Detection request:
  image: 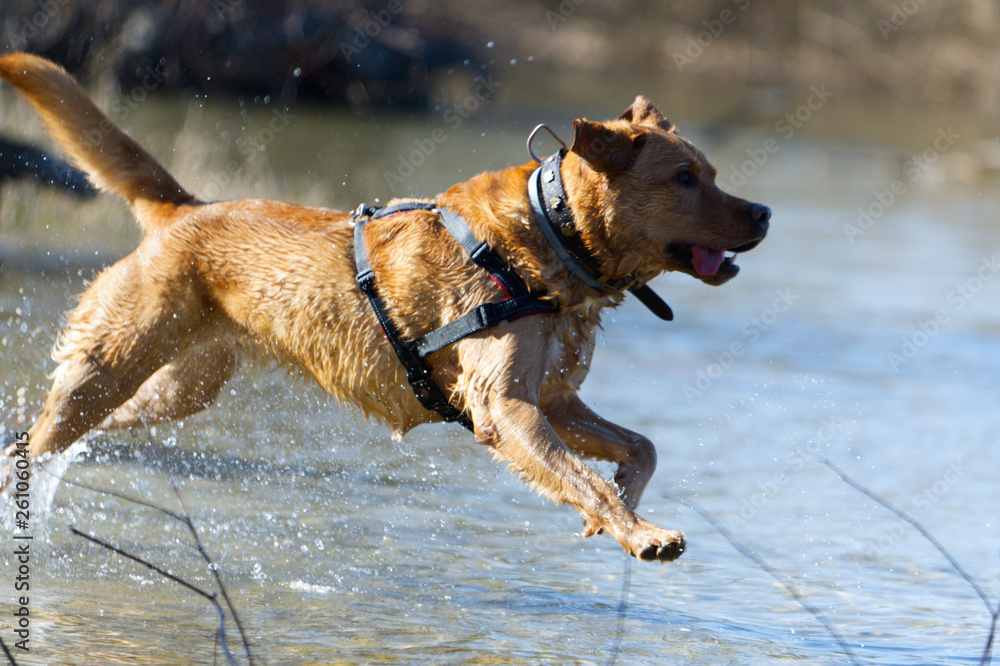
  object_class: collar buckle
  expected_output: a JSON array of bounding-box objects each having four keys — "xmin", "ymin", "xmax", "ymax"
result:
[{"xmin": 598, "ymin": 274, "xmax": 638, "ymax": 291}]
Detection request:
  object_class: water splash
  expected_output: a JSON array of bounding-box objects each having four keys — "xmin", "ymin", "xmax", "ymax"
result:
[{"xmin": 1, "ymin": 440, "xmax": 87, "ymax": 538}]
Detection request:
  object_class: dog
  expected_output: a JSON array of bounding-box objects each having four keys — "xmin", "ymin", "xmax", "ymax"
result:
[{"xmin": 0, "ymin": 53, "xmax": 768, "ymax": 562}]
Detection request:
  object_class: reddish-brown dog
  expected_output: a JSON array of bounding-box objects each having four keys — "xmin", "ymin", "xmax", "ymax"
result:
[{"xmin": 0, "ymin": 53, "xmax": 768, "ymax": 561}]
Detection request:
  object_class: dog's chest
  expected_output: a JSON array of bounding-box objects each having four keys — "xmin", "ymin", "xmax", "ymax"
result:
[{"xmin": 539, "ymin": 309, "xmax": 600, "ymax": 400}]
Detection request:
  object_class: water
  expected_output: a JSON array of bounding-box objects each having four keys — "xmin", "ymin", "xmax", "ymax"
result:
[{"xmin": 2, "ymin": 84, "xmax": 999, "ymax": 664}]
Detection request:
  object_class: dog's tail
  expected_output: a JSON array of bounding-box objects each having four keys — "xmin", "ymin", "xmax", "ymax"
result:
[{"xmin": 0, "ymin": 52, "xmax": 195, "ymax": 228}]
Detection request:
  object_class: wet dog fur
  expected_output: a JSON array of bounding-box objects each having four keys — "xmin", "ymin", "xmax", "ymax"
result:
[{"xmin": 0, "ymin": 53, "xmax": 768, "ymax": 562}]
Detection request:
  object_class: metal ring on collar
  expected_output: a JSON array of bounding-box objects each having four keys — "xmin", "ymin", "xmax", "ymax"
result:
[{"xmin": 527, "ymin": 124, "xmax": 568, "ymax": 163}]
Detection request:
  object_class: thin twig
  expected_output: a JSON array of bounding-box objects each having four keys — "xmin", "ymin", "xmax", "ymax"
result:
[
  {"xmin": 666, "ymin": 494, "xmax": 858, "ymax": 664},
  {"xmin": 605, "ymin": 554, "xmax": 632, "ymax": 666},
  {"xmin": 824, "ymin": 459, "xmax": 999, "ymax": 665},
  {"xmin": 984, "ymin": 612, "xmax": 996, "ymax": 666},
  {"xmin": 0, "ymin": 636, "xmax": 19, "ymax": 666},
  {"xmin": 36, "ymin": 464, "xmax": 185, "ymax": 522},
  {"xmin": 822, "ymin": 458, "xmax": 995, "ymax": 615},
  {"xmin": 979, "ymin": 555, "xmax": 1000, "ymax": 666},
  {"xmin": 213, "ymin": 590, "xmax": 236, "ymax": 666},
  {"xmin": 70, "ymin": 526, "xmax": 238, "ymax": 666},
  {"xmin": 82, "ymin": 352, "xmax": 255, "ymax": 664},
  {"xmin": 137, "ymin": 426, "xmax": 254, "ymax": 665},
  {"xmin": 70, "ymin": 526, "xmax": 215, "ymax": 601}
]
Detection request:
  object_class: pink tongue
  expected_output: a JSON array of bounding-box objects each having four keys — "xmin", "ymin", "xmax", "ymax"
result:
[{"xmin": 691, "ymin": 246, "xmax": 725, "ymax": 276}]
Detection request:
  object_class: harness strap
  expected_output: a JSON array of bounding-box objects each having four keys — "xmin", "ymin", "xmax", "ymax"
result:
[
  {"xmin": 352, "ymin": 202, "xmax": 554, "ymax": 431},
  {"xmin": 415, "ymin": 297, "xmax": 551, "ymax": 357},
  {"xmin": 354, "ymin": 205, "xmax": 473, "ymax": 430}
]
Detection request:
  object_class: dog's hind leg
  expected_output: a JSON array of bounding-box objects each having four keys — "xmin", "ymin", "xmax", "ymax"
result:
[
  {"xmin": 99, "ymin": 342, "xmax": 237, "ymax": 430},
  {"xmin": 17, "ymin": 254, "xmax": 210, "ymax": 463},
  {"xmin": 544, "ymin": 394, "xmax": 657, "ymax": 512}
]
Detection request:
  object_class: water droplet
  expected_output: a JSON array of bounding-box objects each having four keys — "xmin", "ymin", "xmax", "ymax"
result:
[{"xmin": 486, "ymin": 41, "xmax": 494, "ymax": 49}]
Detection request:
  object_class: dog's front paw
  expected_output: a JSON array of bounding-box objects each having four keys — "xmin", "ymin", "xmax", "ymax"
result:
[
  {"xmin": 628, "ymin": 525, "xmax": 685, "ymax": 562},
  {"xmin": 581, "ymin": 516, "xmax": 604, "ymax": 537}
]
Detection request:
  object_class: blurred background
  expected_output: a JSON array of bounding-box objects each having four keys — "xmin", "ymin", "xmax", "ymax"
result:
[
  {"xmin": 3, "ymin": 0, "xmax": 1000, "ymax": 110},
  {"xmin": 2, "ymin": 1, "xmax": 1000, "ymax": 664}
]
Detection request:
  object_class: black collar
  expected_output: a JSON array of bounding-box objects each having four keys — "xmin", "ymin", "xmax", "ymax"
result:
[{"xmin": 527, "ymin": 151, "xmax": 674, "ymax": 321}]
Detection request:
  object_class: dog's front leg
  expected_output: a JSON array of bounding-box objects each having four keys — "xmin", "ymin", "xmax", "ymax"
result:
[
  {"xmin": 459, "ymin": 333, "xmax": 683, "ymax": 562},
  {"xmin": 544, "ymin": 394, "xmax": 657, "ymax": 512},
  {"xmin": 478, "ymin": 393, "xmax": 682, "ymax": 561}
]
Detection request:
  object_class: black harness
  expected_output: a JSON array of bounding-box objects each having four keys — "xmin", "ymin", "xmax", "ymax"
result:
[
  {"xmin": 352, "ymin": 202, "xmax": 555, "ymax": 432},
  {"xmin": 352, "ymin": 147, "xmax": 673, "ymax": 431}
]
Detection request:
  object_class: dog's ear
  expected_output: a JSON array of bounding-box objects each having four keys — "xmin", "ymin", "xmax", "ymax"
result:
[
  {"xmin": 570, "ymin": 119, "xmax": 646, "ymax": 173},
  {"xmin": 619, "ymin": 95, "xmax": 675, "ymax": 133}
]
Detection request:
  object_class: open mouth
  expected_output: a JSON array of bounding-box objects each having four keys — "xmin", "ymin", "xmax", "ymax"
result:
[{"xmin": 665, "ymin": 241, "xmax": 759, "ymax": 283}]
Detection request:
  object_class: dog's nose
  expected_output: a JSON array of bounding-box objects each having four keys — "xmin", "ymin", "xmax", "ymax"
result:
[{"xmin": 749, "ymin": 203, "xmax": 770, "ymax": 232}]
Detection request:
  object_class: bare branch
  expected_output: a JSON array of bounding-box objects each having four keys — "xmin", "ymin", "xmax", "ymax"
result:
[
  {"xmin": 70, "ymin": 526, "xmax": 215, "ymax": 601},
  {"xmin": 79, "ymin": 352, "xmax": 255, "ymax": 663},
  {"xmin": 666, "ymin": 494, "xmax": 858, "ymax": 664},
  {"xmin": 980, "ymin": 556, "xmax": 999, "ymax": 665},
  {"xmin": 605, "ymin": 555, "xmax": 632, "ymax": 666},
  {"xmin": 822, "ymin": 458, "xmax": 995, "ymax": 615},
  {"xmin": 0, "ymin": 636, "xmax": 20, "ymax": 665},
  {"xmin": 824, "ymin": 459, "xmax": 999, "ymax": 665},
  {"xmin": 70, "ymin": 526, "xmax": 239, "ymax": 665},
  {"xmin": 36, "ymin": 464, "xmax": 185, "ymax": 522}
]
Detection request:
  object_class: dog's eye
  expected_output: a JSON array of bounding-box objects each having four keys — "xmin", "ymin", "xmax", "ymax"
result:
[{"xmin": 675, "ymin": 170, "xmax": 696, "ymax": 187}]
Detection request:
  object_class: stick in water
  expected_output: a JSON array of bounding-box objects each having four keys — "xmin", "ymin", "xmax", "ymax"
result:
[{"xmin": 666, "ymin": 494, "xmax": 858, "ymax": 663}]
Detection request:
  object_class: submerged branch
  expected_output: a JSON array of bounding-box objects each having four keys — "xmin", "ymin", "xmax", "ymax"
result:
[
  {"xmin": 70, "ymin": 526, "xmax": 215, "ymax": 601},
  {"xmin": 0, "ymin": 636, "xmax": 20, "ymax": 665},
  {"xmin": 70, "ymin": 527, "xmax": 239, "ymax": 666},
  {"xmin": 605, "ymin": 555, "xmax": 632, "ymax": 666},
  {"xmin": 822, "ymin": 459, "xmax": 995, "ymax": 616},
  {"xmin": 978, "ymin": 556, "xmax": 1000, "ymax": 665},
  {"xmin": 666, "ymin": 494, "xmax": 858, "ymax": 664},
  {"xmin": 78, "ymin": 352, "xmax": 255, "ymax": 664},
  {"xmin": 823, "ymin": 459, "xmax": 998, "ymax": 665}
]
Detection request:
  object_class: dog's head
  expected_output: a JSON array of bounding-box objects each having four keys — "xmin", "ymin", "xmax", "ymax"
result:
[{"xmin": 565, "ymin": 96, "xmax": 769, "ymax": 287}]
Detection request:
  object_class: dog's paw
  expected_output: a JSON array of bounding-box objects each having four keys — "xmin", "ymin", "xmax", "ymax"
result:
[
  {"xmin": 628, "ymin": 526, "xmax": 685, "ymax": 563},
  {"xmin": 581, "ymin": 516, "xmax": 604, "ymax": 537}
]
